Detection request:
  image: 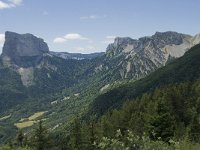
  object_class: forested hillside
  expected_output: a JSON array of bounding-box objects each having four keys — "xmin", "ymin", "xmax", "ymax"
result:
[
  {"xmin": 89, "ymin": 44, "xmax": 200, "ymax": 117},
  {"xmin": 1, "ymin": 45, "xmax": 200, "ymax": 150}
]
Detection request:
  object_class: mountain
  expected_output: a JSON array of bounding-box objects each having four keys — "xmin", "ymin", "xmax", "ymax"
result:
[
  {"xmin": 0, "ymin": 31, "xmax": 200, "ymax": 144},
  {"xmin": 1, "ymin": 31, "xmax": 199, "ymax": 89},
  {"xmin": 0, "ymin": 32, "xmax": 95, "ymax": 113},
  {"xmin": 89, "ymin": 44, "xmax": 200, "ymax": 116},
  {"xmin": 52, "ymin": 43, "xmax": 200, "ymax": 150},
  {"xmin": 50, "ymin": 51, "xmax": 105, "ymax": 60},
  {"xmin": 104, "ymin": 31, "xmax": 200, "ymax": 79},
  {"xmin": 1, "ymin": 31, "xmax": 49, "ymax": 68}
]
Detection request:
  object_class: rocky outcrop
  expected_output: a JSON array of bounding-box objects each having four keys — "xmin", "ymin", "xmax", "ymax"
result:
[
  {"xmin": 105, "ymin": 31, "xmax": 200, "ymax": 79},
  {"xmin": 1, "ymin": 31, "xmax": 49, "ymax": 67}
]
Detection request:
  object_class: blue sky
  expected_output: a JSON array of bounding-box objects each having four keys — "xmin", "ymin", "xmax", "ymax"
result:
[{"xmin": 0, "ymin": 0, "xmax": 200, "ymax": 54}]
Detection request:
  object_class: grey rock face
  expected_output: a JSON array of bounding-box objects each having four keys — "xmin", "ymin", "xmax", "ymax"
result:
[
  {"xmin": 1, "ymin": 31, "xmax": 49, "ymax": 67},
  {"xmin": 105, "ymin": 31, "xmax": 200, "ymax": 79}
]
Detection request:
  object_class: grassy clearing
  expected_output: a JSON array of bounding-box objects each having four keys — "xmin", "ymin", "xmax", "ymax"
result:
[
  {"xmin": 28, "ymin": 111, "xmax": 47, "ymax": 120},
  {"xmin": 15, "ymin": 111, "xmax": 47, "ymax": 129},
  {"xmin": 14, "ymin": 121, "xmax": 35, "ymax": 129}
]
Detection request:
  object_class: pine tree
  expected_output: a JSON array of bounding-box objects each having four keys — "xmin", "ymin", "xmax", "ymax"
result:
[
  {"xmin": 149, "ymin": 100, "xmax": 176, "ymax": 142},
  {"xmin": 16, "ymin": 130, "xmax": 24, "ymax": 147},
  {"xmin": 87, "ymin": 118, "xmax": 98, "ymax": 150},
  {"xmin": 190, "ymin": 116, "xmax": 200, "ymax": 142},
  {"xmin": 32, "ymin": 120, "xmax": 49, "ymax": 150},
  {"xmin": 69, "ymin": 118, "xmax": 82, "ymax": 150}
]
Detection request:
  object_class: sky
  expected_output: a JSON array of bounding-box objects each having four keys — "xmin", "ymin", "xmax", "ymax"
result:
[{"xmin": 0, "ymin": 0, "xmax": 200, "ymax": 54}]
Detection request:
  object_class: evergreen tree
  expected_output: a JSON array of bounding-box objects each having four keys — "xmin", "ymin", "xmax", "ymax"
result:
[
  {"xmin": 32, "ymin": 120, "xmax": 49, "ymax": 150},
  {"xmin": 16, "ymin": 130, "xmax": 24, "ymax": 147},
  {"xmin": 87, "ymin": 118, "xmax": 99, "ymax": 150},
  {"xmin": 149, "ymin": 100, "xmax": 176, "ymax": 142},
  {"xmin": 190, "ymin": 115, "xmax": 200, "ymax": 142},
  {"xmin": 69, "ymin": 118, "xmax": 82, "ymax": 150}
]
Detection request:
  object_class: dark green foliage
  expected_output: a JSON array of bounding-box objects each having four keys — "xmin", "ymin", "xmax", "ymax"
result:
[
  {"xmin": 0, "ymin": 67, "xmax": 27, "ymax": 113},
  {"xmin": 189, "ymin": 116, "xmax": 200, "ymax": 143},
  {"xmin": 69, "ymin": 118, "xmax": 83, "ymax": 150},
  {"xmin": 89, "ymin": 44, "xmax": 200, "ymax": 117},
  {"xmin": 27, "ymin": 55, "xmax": 94, "ymax": 97},
  {"xmin": 31, "ymin": 120, "xmax": 50, "ymax": 150},
  {"xmin": 149, "ymin": 101, "xmax": 176, "ymax": 142},
  {"xmin": 64, "ymin": 80, "xmax": 200, "ymax": 149},
  {"xmin": 16, "ymin": 130, "xmax": 24, "ymax": 147},
  {"xmin": 94, "ymin": 130, "xmax": 179, "ymax": 150}
]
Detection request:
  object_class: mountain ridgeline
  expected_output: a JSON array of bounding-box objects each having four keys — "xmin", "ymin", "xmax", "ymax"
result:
[
  {"xmin": 0, "ymin": 31, "xmax": 200, "ymax": 147},
  {"xmin": 105, "ymin": 31, "xmax": 200, "ymax": 79},
  {"xmin": 50, "ymin": 51, "xmax": 105, "ymax": 60},
  {"xmin": 89, "ymin": 44, "xmax": 200, "ymax": 116},
  {"xmin": 1, "ymin": 31, "xmax": 200, "ymax": 88}
]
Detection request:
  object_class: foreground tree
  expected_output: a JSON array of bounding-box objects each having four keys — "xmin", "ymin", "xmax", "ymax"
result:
[
  {"xmin": 69, "ymin": 118, "xmax": 83, "ymax": 150},
  {"xmin": 149, "ymin": 100, "xmax": 176, "ymax": 142},
  {"xmin": 31, "ymin": 120, "xmax": 50, "ymax": 150},
  {"xmin": 16, "ymin": 130, "xmax": 24, "ymax": 147}
]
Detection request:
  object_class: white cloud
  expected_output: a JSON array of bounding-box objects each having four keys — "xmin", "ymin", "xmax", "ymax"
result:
[
  {"xmin": 102, "ymin": 35, "xmax": 116, "ymax": 44},
  {"xmin": 64, "ymin": 33, "xmax": 88, "ymax": 40},
  {"xmin": 10, "ymin": 0, "xmax": 22, "ymax": 5},
  {"xmin": 0, "ymin": 0, "xmax": 23, "ymax": 9},
  {"xmin": 0, "ymin": 34, "xmax": 5, "ymax": 47},
  {"xmin": 0, "ymin": 1, "xmax": 10, "ymax": 9},
  {"xmin": 53, "ymin": 33, "xmax": 89, "ymax": 43},
  {"xmin": 53, "ymin": 37, "xmax": 66, "ymax": 43}
]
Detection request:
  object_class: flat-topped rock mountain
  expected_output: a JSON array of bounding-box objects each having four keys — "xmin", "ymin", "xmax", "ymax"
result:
[{"xmin": 1, "ymin": 31, "xmax": 49, "ymax": 67}]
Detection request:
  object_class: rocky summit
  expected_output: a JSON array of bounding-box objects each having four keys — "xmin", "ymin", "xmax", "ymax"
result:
[
  {"xmin": 105, "ymin": 31, "xmax": 200, "ymax": 79},
  {"xmin": 1, "ymin": 31, "xmax": 49, "ymax": 68}
]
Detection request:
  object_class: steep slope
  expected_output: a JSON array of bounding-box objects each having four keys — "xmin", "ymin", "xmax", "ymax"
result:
[
  {"xmin": 2, "ymin": 31, "xmax": 49, "ymax": 68},
  {"xmin": 0, "ymin": 32, "xmax": 95, "ymax": 113},
  {"xmin": 89, "ymin": 44, "xmax": 200, "ymax": 116},
  {"xmin": 103, "ymin": 31, "xmax": 199, "ymax": 80},
  {"xmin": 0, "ymin": 65, "xmax": 27, "ymax": 112}
]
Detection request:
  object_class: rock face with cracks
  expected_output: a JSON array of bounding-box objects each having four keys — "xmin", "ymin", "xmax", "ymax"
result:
[
  {"xmin": 1, "ymin": 31, "xmax": 49, "ymax": 68},
  {"xmin": 105, "ymin": 31, "xmax": 200, "ymax": 79}
]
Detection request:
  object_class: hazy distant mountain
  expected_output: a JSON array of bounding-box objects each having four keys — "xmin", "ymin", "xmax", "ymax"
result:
[{"xmin": 50, "ymin": 51, "xmax": 104, "ymax": 60}]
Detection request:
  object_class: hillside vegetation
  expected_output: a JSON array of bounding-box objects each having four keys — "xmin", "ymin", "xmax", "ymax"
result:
[{"xmin": 89, "ymin": 44, "xmax": 200, "ymax": 116}]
